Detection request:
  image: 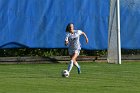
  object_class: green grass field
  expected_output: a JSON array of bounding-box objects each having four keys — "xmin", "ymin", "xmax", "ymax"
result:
[{"xmin": 0, "ymin": 62, "xmax": 140, "ymax": 93}]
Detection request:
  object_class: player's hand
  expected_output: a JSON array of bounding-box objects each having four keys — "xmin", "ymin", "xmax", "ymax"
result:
[
  {"xmin": 86, "ymin": 38, "xmax": 88, "ymax": 43},
  {"xmin": 82, "ymin": 32, "xmax": 88, "ymax": 44},
  {"xmin": 65, "ymin": 41, "xmax": 69, "ymax": 46}
]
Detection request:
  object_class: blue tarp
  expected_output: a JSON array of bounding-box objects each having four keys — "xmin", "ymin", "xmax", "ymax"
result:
[
  {"xmin": 120, "ymin": 0, "xmax": 140, "ymax": 49},
  {"xmin": 0, "ymin": 0, "xmax": 140, "ymax": 49}
]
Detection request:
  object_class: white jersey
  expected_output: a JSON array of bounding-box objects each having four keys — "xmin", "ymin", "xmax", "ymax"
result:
[{"xmin": 65, "ymin": 30, "xmax": 83, "ymax": 50}]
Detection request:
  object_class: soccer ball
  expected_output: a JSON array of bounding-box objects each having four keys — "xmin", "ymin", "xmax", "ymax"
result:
[{"xmin": 61, "ymin": 70, "xmax": 69, "ymax": 77}]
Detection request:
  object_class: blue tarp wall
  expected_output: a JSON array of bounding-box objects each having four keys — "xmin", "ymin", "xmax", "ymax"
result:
[
  {"xmin": 0, "ymin": 0, "xmax": 140, "ymax": 49},
  {"xmin": 120, "ymin": 0, "xmax": 140, "ymax": 49}
]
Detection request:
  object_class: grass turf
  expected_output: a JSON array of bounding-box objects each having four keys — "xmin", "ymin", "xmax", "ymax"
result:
[{"xmin": 0, "ymin": 62, "xmax": 140, "ymax": 93}]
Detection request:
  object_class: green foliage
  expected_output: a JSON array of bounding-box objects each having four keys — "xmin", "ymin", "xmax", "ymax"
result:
[
  {"xmin": 0, "ymin": 48, "xmax": 106, "ymax": 57},
  {"xmin": 80, "ymin": 50, "xmax": 107, "ymax": 56},
  {"xmin": 0, "ymin": 48, "xmax": 69, "ymax": 57},
  {"xmin": 122, "ymin": 49, "xmax": 140, "ymax": 55},
  {"xmin": 0, "ymin": 48, "xmax": 139, "ymax": 57}
]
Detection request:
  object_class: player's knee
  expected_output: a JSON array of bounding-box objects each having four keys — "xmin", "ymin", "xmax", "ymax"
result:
[{"xmin": 71, "ymin": 58, "xmax": 76, "ymax": 62}]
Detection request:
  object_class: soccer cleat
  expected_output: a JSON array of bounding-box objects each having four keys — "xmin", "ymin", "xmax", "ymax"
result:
[{"xmin": 77, "ymin": 67, "xmax": 81, "ymax": 74}]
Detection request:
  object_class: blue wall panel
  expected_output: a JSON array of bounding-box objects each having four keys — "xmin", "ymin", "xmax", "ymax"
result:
[{"xmin": 0, "ymin": 0, "xmax": 139, "ymax": 49}]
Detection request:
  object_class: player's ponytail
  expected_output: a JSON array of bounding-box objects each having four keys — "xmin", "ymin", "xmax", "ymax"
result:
[{"xmin": 66, "ymin": 25, "xmax": 69, "ymax": 32}]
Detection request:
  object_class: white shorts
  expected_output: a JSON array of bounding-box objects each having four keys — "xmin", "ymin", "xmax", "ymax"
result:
[{"xmin": 68, "ymin": 49, "xmax": 80, "ymax": 56}]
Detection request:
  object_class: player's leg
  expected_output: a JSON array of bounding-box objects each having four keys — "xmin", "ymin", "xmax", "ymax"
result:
[
  {"xmin": 67, "ymin": 50, "xmax": 74, "ymax": 73},
  {"xmin": 67, "ymin": 59, "xmax": 73, "ymax": 73},
  {"xmin": 74, "ymin": 61, "xmax": 81, "ymax": 74},
  {"xmin": 74, "ymin": 50, "xmax": 81, "ymax": 74},
  {"xmin": 68, "ymin": 53, "xmax": 78, "ymax": 73},
  {"xmin": 71, "ymin": 52, "xmax": 81, "ymax": 74}
]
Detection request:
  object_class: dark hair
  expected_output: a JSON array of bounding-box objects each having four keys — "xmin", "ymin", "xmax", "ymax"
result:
[{"xmin": 66, "ymin": 23, "xmax": 74, "ymax": 32}]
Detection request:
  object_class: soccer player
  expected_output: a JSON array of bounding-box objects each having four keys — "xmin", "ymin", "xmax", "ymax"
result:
[{"xmin": 65, "ymin": 23, "xmax": 88, "ymax": 74}]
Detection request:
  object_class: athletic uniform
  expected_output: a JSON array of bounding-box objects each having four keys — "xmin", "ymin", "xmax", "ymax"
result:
[{"xmin": 65, "ymin": 30, "xmax": 83, "ymax": 55}]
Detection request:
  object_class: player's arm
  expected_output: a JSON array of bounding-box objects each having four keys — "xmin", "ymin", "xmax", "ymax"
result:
[
  {"xmin": 65, "ymin": 40, "xmax": 69, "ymax": 46},
  {"xmin": 82, "ymin": 32, "xmax": 88, "ymax": 43},
  {"xmin": 65, "ymin": 33, "xmax": 69, "ymax": 46}
]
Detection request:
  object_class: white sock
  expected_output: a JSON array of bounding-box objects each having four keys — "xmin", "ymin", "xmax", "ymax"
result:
[
  {"xmin": 74, "ymin": 62, "xmax": 80, "ymax": 68},
  {"xmin": 68, "ymin": 60, "xmax": 73, "ymax": 72}
]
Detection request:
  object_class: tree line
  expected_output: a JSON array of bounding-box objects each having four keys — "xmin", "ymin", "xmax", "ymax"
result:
[{"xmin": 0, "ymin": 48, "xmax": 139, "ymax": 57}]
